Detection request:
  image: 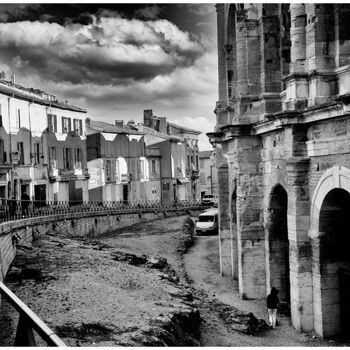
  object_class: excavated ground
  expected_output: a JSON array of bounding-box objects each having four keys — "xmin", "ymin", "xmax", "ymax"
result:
[{"xmin": 0, "ymin": 215, "xmax": 347, "ymax": 346}]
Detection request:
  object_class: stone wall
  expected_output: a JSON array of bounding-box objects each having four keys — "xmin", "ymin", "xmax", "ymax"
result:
[{"xmin": 0, "ymin": 208, "xmax": 202, "ymax": 282}]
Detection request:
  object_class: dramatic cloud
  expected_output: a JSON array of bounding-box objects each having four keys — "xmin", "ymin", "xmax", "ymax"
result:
[
  {"xmin": 0, "ymin": 5, "xmax": 218, "ymax": 150},
  {"xmin": 135, "ymin": 5, "xmax": 162, "ymax": 20},
  {"xmin": 0, "ymin": 14, "xmax": 204, "ymax": 85}
]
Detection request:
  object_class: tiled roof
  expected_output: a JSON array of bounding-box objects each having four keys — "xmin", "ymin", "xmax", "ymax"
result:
[
  {"xmin": 0, "ymin": 80, "xmax": 86, "ymax": 113},
  {"xmin": 167, "ymin": 121, "xmax": 201, "ymax": 135},
  {"xmin": 88, "ymin": 119, "xmax": 145, "ymax": 135}
]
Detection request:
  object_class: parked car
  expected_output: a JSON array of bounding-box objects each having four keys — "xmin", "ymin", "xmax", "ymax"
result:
[
  {"xmin": 201, "ymin": 194, "xmax": 218, "ymax": 206},
  {"xmin": 195, "ymin": 208, "xmax": 219, "ymax": 235}
]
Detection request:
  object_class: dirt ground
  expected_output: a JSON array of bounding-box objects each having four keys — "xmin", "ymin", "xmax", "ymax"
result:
[
  {"xmin": 184, "ymin": 234, "xmax": 349, "ymax": 347},
  {"xmin": 0, "ymin": 215, "xmax": 348, "ymax": 346}
]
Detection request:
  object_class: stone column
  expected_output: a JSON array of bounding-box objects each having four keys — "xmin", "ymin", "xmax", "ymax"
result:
[
  {"xmin": 235, "ymin": 134, "xmax": 265, "ymax": 299},
  {"xmin": 215, "ymin": 143, "xmax": 232, "ymax": 277},
  {"xmin": 260, "ymin": 4, "xmax": 283, "ymax": 114},
  {"xmin": 286, "ymin": 157, "xmax": 313, "ymax": 332},
  {"xmin": 305, "ymin": 4, "xmax": 336, "ymax": 106},
  {"xmin": 216, "ymin": 4, "xmax": 228, "ymax": 104},
  {"xmin": 283, "ymin": 4, "xmax": 309, "ymax": 111},
  {"xmin": 334, "ymin": 5, "xmax": 350, "ymax": 68}
]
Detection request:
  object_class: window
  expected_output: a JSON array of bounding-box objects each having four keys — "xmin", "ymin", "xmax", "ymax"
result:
[
  {"xmin": 105, "ymin": 160, "xmax": 112, "ymax": 182},
  {"xmin": 139, "ymin": 157, "xmax": 149, "ymax": 181},
  {"xmin": 17, "ymin": 142, "xmax": 24, "ymax": 164},
  {"xmin": 0, "ymin": 139, "xmax": 4, "ymax": 163},
  {"xmin": 151, "ymin": 160, "xmax": 156, "ymax": 173},
  {"xmin": 50, "ymin": 147, "xmax": 57, "ymax": 161},
  {"xmin": 73, "ymin": 119, "xmax": 83, "ymax": 136},
  {"xmin": 63, "ymin": 147, "xmax": 72, "ymax": 170},
  {"xmin": 62, "ymin": 117, "xmax": 71, "ymax": 134},
  {"xmin": 34, "ymin": 142, "xmax": 40, "ymax": 164},
  {"xmin": 47, "ymin": 114, "xmax": 57, "ymax": 132},
  {"xmin": 74, "ymin": 148, "xmax": 82, "ymax": 163},
  {"xmin": 0, "ymin": 104, "xmax": 3, "ymax": 128},
  {"xmin": 16, "ymin": 109, "xmax": 21, "ymax": 129},
  {"xmin": 200, "ymin": 159, "xmax": 205, "ymax": 169},
  {"xmin": 116, "ymin": 157, "xmax": 128, "ymax": 182}
]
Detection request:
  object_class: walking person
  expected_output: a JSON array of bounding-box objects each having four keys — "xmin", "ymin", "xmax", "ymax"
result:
[{"xmin": 267, "ymin": 287, "xmax": 279, "ymax": 329}]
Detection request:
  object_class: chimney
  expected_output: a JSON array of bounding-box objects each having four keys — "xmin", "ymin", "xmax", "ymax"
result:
[
  {"xmin": 115, "ymin": 120, "xmax": 124, "ymax": 127},
  {"xmin": 158, "ymin": 117, "xmax": 167, "ymax": 134},
  {"xmin": 11, "ymin": 73, "xmax": 15, "ymax": 84},
  {"xmin": 143, "ymin": 109, "xmax": 153, "ymax": 127}
]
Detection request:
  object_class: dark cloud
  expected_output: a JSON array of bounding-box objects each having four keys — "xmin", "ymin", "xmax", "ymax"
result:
[
  {"xmin": 0, "ymin": 15, "xmax": 204, "ymax": 85},
  {"xmin": 135, "ymin": 5, "xmax": 163, "ymax": 20}
]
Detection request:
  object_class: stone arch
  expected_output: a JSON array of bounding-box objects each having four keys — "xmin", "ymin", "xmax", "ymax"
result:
[
  {"xmin": 310, "ymin": 166, "xmax": 350, "ymax": 337},
  {"xmin": 230, "ymin": 178, "xmax": 238, "ymax": 279},
  {"xmin": 265, "ymin": 183, "xmax": 290, "ymax": 303}
]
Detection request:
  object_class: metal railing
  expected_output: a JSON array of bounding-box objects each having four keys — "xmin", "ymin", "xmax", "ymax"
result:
[
  {"xmin": 0, "ymin": 198, "xmax": 204, "ymax": 223},
  {"xmin": 0, "ymin": 281, "xmax": 66, "ymax": 346}
]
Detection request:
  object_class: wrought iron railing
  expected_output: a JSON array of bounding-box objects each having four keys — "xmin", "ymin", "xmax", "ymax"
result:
[
  {"xmin": 0, "ymin": 280, "xmax": 66, "ymax": 346},
  {"xmin": 0, "ymin": 198, "xmax": 204, "ymax": 223}
]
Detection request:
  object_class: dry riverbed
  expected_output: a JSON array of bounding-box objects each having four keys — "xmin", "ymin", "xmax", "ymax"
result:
[{"xmin": 0, "ymin": 215, "xmax": 348, "ymax": 346}]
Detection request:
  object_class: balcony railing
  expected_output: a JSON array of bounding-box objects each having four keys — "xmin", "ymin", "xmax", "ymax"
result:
[
  {"xmin": 0, "ymin": 280, "xmax": 66, "ymax": 346},
  {"xmin": 0, "ymin": 198, "xmax": 204, "ymax": 223}
]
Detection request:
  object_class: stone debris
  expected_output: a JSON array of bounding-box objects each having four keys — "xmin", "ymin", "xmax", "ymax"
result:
[{"xmin": 216, "ymin": 302, "xmax": 268, "ymax": 335}]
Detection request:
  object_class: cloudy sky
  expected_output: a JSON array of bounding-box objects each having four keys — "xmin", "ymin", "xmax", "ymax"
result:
[{"xmin": 0, "ymin": 3, "xmax": 217, "ymax": 150}]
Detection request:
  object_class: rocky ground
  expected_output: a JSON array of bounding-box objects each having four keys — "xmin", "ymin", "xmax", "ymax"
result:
[{"xmin": 0, "ymin": 214, "xmax": 348, "ymax": 346}]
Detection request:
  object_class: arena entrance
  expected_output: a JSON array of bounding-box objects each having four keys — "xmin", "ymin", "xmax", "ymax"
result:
[
  {"xmin": 266, "ymin": 185, "xmax": 290, "ymax": 304},
  {"xmin": 318, "ymin": 188, "xmax": 350, "ymax": 337}
]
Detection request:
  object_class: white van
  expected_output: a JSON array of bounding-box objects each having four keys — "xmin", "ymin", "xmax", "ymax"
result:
[{"xmin": 195, "ymin": 208, "xmax": 219, "ymax": 235}]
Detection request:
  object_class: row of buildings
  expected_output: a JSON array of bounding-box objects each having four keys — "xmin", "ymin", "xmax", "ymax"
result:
[{"xmin": 0, "ymin": 78, "xmax": 202, "ymax": 204}]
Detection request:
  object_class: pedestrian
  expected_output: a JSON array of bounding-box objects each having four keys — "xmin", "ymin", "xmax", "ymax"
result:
[{"xmin": 266, "ymin": 287, "xmax": 279, "ymax": 329}]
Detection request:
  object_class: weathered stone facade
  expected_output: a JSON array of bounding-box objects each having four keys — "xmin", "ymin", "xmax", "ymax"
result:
[{"xmin": 208, "ymin": 3, "xmax": 350, "ymax": 338}]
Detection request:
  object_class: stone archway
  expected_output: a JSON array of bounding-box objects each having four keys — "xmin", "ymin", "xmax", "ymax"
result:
[
  {"xmin": 230, "ymin": 179, "xmax": 238, "ymax": 280},
  {"xmin": 265, "ymin": 184, "xmax": 290, "ymax": 303},
  {"xmin": 310, "ymin": 166, "xmax": 350, "ymax": 338}
]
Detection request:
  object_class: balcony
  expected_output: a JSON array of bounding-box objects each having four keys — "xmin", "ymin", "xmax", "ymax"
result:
[{"xmin": 191, "ymin": 170, "xmax": 199, "ymax": 180}]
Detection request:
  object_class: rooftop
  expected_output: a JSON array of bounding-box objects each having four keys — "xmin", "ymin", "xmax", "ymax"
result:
[
  {"xmin": 0, "ymin": 79, "xmax": 86, "ymax": 113},
  {"xmin": 87, "ymin": 119, "xmax": 145, "ymax": 135},
  {"xmin": 167, "ymin": 121, "xmax": 201, "ymax": 135},
  {"xmin": 199, "ymin": 150, "xmax": 213, "ymax": 158}
]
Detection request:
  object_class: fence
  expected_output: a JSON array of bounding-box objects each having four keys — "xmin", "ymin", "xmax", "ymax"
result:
[
  {"xmin": 0, "ymin": 198, "xmax": 204, "ymax": 223},
  {"xmin": 0, "ymin": 280, "xmax": 65, "ymax": 346}
]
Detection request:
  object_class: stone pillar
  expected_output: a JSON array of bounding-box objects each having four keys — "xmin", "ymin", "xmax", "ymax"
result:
[
  {"xmin": 235, "ymin": 134, "xmax": 265, "ymax": 299},
  {"xmin": 286, "ymin": 157, "xmax": 313, "ymax": 332},
  {"xmin": 217, "ymin": 163, "xmax": 232, "ymax": 277},
  {"xmin": 283, "ymin": 4, "xmax": 309, "ymax": 111},
  {"xmin": 216, "ymin": 4, "xmax": 227, "ymax": 104},
  {"xmin": 305, "ymin": 4, "xmax": 336, "ymax": 106},
  {"xmin": 260, "ymin": 4, "xmax": 283, "ymax": 114},
  {"xmin": 236, "ymin": 15, "xmax": 248, "ymax": 96},
  {"xmin": 334, "ymin": 5, "xmax": 350, "ymax": 68}
]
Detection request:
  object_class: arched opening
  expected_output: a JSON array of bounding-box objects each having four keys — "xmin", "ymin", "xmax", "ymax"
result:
[
  {"xmin": 267, "ymin": 185, "xmax": 290, "ymax": 303},
  {"xmin": 231, "ymin": 185, "xmax": 238, "ymax": 280},
  {"xmin": 319, "ymin": 188, "xmax": 350, "ymax": 337}
]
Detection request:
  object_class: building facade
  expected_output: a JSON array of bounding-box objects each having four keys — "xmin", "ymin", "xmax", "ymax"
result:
[
  {"xmin": 86, "ymin": 119, "xmax": 161, "ymax": 202},
  {"xmin": 199, "ymin": 150, "xmax": 218, "ymax": 198},
  {"xmin": 139, "ymin": 109, "xmax": 201, "ymax": 202},
  {"xmin": 209, "ymin": 3, "xmax": 350, "ymax": 338},
  {"xmin": 0, "ymin": 78, "xmax": 89, "ymax": 202}
]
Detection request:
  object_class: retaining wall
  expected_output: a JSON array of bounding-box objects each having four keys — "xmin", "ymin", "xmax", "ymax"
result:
[{"xmin": 0, "ymin": 207, "xmax": 203, "ymax": 282}]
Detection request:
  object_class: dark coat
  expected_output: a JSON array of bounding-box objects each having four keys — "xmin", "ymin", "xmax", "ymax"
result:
[{"xmin": 266, "ymin": 288, "xmax": 279, "ymax": 309}]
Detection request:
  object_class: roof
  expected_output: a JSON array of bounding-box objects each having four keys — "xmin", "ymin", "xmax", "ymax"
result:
[
  {"xmin": 167, "ymin": 121, "xmax": 201, "ymax": 135},
  {"xmin": 137, "ymin": 124, "xmax": 183, "ymax": 141},
  {"xmin": 87, "ymin": 119, "xmax": 144, "ymax": 135},
  {"xmin": 199, "ymin": 150, "xmax": 213, "ymax": 158},
  {"xmin": 0, "ymin": 80, "xmax": 86, "ymax": 113}
]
